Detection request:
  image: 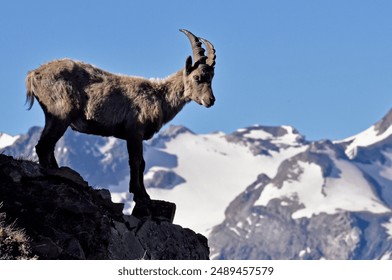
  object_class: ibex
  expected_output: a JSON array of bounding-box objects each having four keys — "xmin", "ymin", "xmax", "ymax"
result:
[{"xmin": 25, "ymin": 29, "xmax": 216, "ymax": 204}]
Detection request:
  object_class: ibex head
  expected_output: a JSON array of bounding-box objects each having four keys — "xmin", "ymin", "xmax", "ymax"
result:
[{"xmin": 180, "ymin": 29, "xmax": 216, "ymax": 108}]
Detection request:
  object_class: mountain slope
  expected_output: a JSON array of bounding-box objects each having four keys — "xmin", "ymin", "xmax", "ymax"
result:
[
  {"xmin": 208, "ymin": 141, "xmax": 392, "ymax": 259},
  {"xmin": 207, "ymin": 110, "xmax": 392, "ymax": 259},
  {"xmin": 337, "ymin": 109, "xmax": 392, "ymax": 159},
  {"xmin": 114, "ymin": 125, "xmax": 308, "ymax": 234},
  {"xmin": 3, "ymin": 109, "xmax": 392, "ymax": 259}
]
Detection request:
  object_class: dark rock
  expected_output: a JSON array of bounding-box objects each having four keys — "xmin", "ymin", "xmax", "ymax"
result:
[
  {"xmin": 31, "ymin": 237, "xmax": 62, "ymax": 259},
  {"xmin": 136, "ymin": 220, "xmax": 210, "ymax": 260},
  {"xmin": 43, "ymin": 166, "xmax": 89, "ymax": 187},
  {"xmin": 0, "ymin": 154, "xmax": 209, "ymax": 260},
  {"xmin": 132, "ymin": 200, "xmax": 176, "ymax": 223},
  {"xmin": 144, "ymin": 169, "xmax": 186, "ymax": 189}
]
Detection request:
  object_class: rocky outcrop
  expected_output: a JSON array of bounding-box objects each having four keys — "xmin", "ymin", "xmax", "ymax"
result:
[{"xmin": 0, "ymin": 154, "xmax": 209, "ymax": 260}]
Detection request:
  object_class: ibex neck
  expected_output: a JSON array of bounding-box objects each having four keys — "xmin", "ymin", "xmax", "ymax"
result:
[{"xmin": 159, "ymin": 70, "xmax": 189, "ymax": 124}]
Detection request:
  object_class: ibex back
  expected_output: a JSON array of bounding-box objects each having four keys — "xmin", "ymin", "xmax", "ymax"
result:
[{"xmin": 26, "ymin": 29, "xmax": 216, "ymax": 204}]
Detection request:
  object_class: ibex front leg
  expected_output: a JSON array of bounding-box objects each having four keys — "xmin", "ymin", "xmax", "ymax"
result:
[
  {"xmin": 128, "ymin": 133, "xmax": 176, "ymax": 222},
  {"xmin": 127, "ymin": 135, "xmax": 151, "ymax": 204}
]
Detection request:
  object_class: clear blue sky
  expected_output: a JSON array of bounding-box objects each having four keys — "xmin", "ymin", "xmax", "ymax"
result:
[{"xmin": 1, "ymin": 0, "xmax": 392, "ymax": 141}]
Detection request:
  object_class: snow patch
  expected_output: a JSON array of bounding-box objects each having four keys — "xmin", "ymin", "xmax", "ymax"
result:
[
  {"xmin": 382, "ymin": 218, "xmax": 392, "ymax": 240},
  {"xmin": 210, "ymin": 252, "xmax": 220, "ymax": 259},
  {"xmin": 255, "ymin": 160, "xmax": 389, "ymax": 219},
  {"xmin": 110, "ymin": 191, "xmax": 134, "ymax": 215},
  {"xmin": 99, "ymin": 137, "xmax": 117, "ymax": 154},
  {"xmin": 299, "ymin": 247, "xmax": 311, "ymax": 257},
  {"xmin": 380, "ymin": 252, "xmax": 392, "ymax": 260},
  {"xmin": 146, "ymin": 132, "xmax": 285, "ymax": 235},
  {"xmin": 98, "ymin": 137, "xmax": 117, "ymax": 163},
  {"xmin": 243, "ymin": 129, "xmax": 273, "ymax": 140},
  {"xmin": 339, "ymin": 124, "xmax": 392, "ymax": 158},
  {"xmin": 0, "ymin": 133, "xmax": 20, "ymax": 149},
  {"xmin": 236, "ymin": 221, "xmax": 244, "ymax": 229},
  {"xmin": 106, "ymin": 129, "xmax": 306, "ymax": 236},
  {"xmin": 229, "ymin": 227, "xmax": 241, "ymax": 237},
  {"xmin": 274, "ymin": 126, "xmax": 300, "ymax": 144}
]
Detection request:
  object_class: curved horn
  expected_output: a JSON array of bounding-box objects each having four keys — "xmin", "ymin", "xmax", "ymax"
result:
[
  {"xmin": 200, "ymin": 37, "xmax": 216, "ymax": 67},
  {"xmin": 179, "ymin": 29, "xmax": 206, "ymax": 64}
]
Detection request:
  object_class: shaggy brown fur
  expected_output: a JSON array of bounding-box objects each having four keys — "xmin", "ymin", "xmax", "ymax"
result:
[{"xmin": 26, "ymin": 29, "xmax": 216, "ymax": 203}]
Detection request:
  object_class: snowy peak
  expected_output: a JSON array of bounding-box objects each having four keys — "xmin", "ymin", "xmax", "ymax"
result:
[
  {"xmin": 209, "ymin": 127, "xmax": 392, "ymax": 259},
  {"xmin": 225, "ymin": 125, "xmax": 306, "ymax": 157},
  {"xmin": 0, "ymin": 133, "xmax": 20, "ymax": 149},
  {"xmin": 339, "ymin": 109, "xmax": 392, "ymax": 158},
  {"xmin": 254, "ymin": 139, "xmax": 389, "ymax": 219},
  {"xmin": 160, "ymin": 125, "xmax": 195, "ymax": 138},
  {"xmin": 150, "ymin": 125, "xmax": 195, "ymax": 148},
  {"xmin": 1, "ymin": 126, "xmax": 42, "ymax": 159},
  {"xmin": 233, "ymin": 125, "xmax": 304, "ymax": 144}
]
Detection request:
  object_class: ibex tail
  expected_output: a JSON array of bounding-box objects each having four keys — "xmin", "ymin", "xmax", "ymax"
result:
[{"xmin": 25, "ymin": 71, "xmax": 36, "ymax": 110}]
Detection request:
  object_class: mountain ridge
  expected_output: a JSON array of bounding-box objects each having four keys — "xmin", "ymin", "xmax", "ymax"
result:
[{"xmin": 3, "ymin": 109, "xmax": 392, "ymax": 259}]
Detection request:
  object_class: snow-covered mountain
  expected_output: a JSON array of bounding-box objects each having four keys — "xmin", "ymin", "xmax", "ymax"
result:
[
  {"xmin": 3, "ymin": 109, "xmax": 392, "ymax": 259},
  {"xmin": 0, "ymin": 132, "xmax": 19, "ymax": 149}
]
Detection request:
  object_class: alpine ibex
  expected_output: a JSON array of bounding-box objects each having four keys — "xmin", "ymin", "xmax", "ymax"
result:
[{"xmin": 25, "ymin": 29, "xmax": 216, "ymax": 204}]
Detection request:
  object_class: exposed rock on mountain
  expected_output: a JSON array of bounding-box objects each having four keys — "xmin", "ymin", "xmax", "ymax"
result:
[
  {"xmin": 208, "ymin": 141, "xmax": 392, "ymax": 260},
  {"xmin": 0, "ymin": 154, "xmax": 209, "ymax": 260},
  {"xmin": 4, "ymin": 109, "xmax": 392, "ymax": 259}
]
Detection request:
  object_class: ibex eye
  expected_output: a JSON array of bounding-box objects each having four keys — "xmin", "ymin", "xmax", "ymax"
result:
[{"xmin": 193, "ymin": 75, "xmax": 200, "ymax": 81}]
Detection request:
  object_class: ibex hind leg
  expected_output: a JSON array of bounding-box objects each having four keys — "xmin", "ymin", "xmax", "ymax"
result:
[{"xmin": 36, "ymin": 114, "xmax": 69, "ymax": 169}]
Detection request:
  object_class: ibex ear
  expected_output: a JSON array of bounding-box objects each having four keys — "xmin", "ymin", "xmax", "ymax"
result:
[{"xmin": 185, "ymin": 56, "xmax": 193, "ymax": 75}]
